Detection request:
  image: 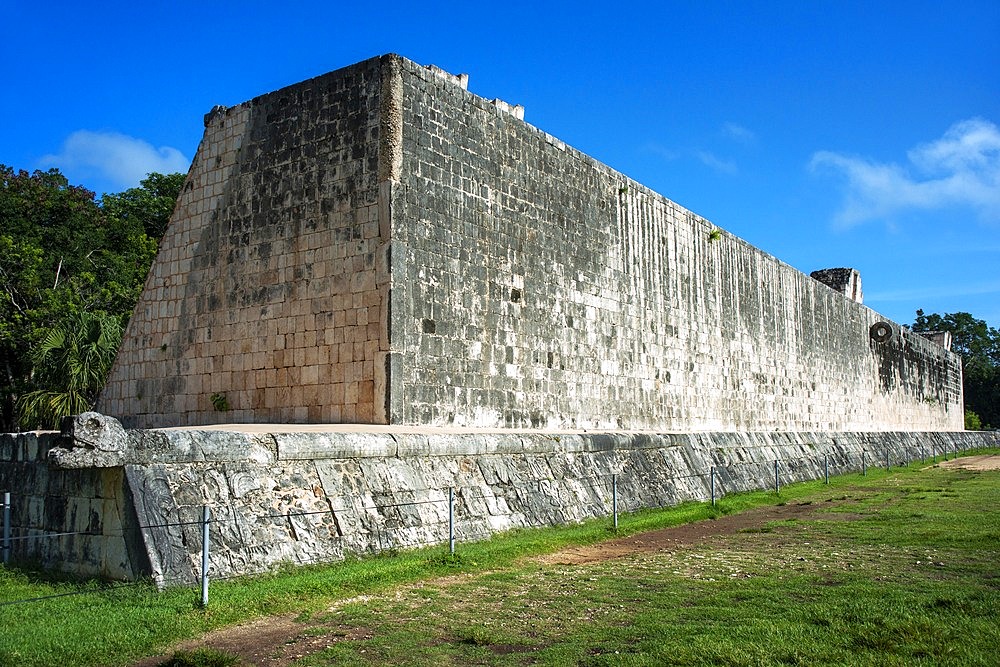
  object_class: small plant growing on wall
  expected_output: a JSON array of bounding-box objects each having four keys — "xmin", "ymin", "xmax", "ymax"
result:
[
  {"xmin": 210, "ymin": 392, "xmax": 230, "ymax": 412},
  {"xmin": 708, "ymin": 228, "xmax": 722, "ymax": 243},
  {"xmin": 619, "ymin": 185, "xmax": 629, "ymax": 195}
]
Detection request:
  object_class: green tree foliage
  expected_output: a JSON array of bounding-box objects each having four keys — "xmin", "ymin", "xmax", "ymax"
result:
[
  {"xmin": 0, "ymin": 165, "xmax": 183, "ymax": 431},
  {"xmin": 964, "ymin": 409, "xmax": 982, "ymax": 431},
  {"xmin": 102, "ymin": 172, "xmax": 186, "ymax": 239},
  {"xmin": 913, "ymin": 309, "xmax": 1000, "ymax": 429},
  {"xmin": 15, "ymin": 311, "xmax": 122, "ymax": 429}
]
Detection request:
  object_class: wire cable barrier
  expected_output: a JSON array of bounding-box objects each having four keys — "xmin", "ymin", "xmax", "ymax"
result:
[{"xmin": 0, "ymin": 440, "xmax": 981, "ymax": 608}]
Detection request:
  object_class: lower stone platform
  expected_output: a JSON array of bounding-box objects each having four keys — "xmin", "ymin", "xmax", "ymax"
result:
[{"xmin": 2, "ymin": 415, "xmax": 997, "ymax": 586}]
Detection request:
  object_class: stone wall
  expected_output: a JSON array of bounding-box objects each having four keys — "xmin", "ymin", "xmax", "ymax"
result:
[
  {"xmin": 2, "ymin": 419, "xmax": 997, "ymax": 584},
  {"xmin": 96, "ymin": 54, "xmax": 963, "ymax": 431},
  {"xmin": 0, "ymin": 430, "xmax": 146, "ymax": 579},
  {"xmin": 99, "ymin": 57, "xmax": 390, "ymax": 427},
  {"xmin": 810, "ymin": 268, "xmax": 863, "ymax": 304},
  {"xmin": 389, "ymin": 58, "xmax": 962, "ymax": 430}
]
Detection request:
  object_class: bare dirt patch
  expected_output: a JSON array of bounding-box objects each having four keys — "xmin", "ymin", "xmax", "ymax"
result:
[
  {"xmin": 133, "ymin": 503, "xmax": 823, "ymax": 666},
  {"xmin": 132, "ymin": 500, "xmax": 849, "ymax": 666},
  {"xmin": 132, "ymin": 614, "xmax": 306, "ymax": 667},
  {"xmin": 133, "ymin": 615, "xmax": 378, "ymax": 667},
  {"xmin": 937, "ymin": 454, "xmax": 1000, "ymax": 471},
  {"xmin": 535, "ymin": 500, "xmax": 830, "ymax": 565}
]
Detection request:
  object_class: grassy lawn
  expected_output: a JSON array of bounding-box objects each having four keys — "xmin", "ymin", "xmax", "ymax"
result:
[{"xmin": 1, "ymin": 451, "xmax": 997, "ymax": 666}]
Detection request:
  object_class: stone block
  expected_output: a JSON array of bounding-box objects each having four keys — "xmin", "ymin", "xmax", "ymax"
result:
[{"xmin": 275, "ymin": 432, "xmax": 397, "ymax": 460}]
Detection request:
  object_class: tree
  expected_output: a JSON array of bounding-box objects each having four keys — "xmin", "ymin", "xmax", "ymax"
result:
[
  {"xmin": 0, "ymin": 165, "xmax": 184, "ymax": 431},
  {"xmin": 15, "ymin": 311, "xmax": 122, "ymax": 429},
  {"xmin": 102, "ymin": 172, "xmax": 186, "ymax": 239},
  {"xmin": 1, "ymin": 166, "xmax": 105, "ymax": 430},
  {"xmin": 965, "ymin": 409, "xmax": 982, "ymax": 431},
  {"xmin": 913, "ymin": 310, "xmax": 1000, "ymax": 429}
]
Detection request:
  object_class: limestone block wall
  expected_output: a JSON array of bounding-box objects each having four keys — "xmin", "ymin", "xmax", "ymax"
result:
[
  {"xmin": 389, "ymin": 57, "xmax": 963, "ymax": 430},
  {"xmin": 0, "ymin": 431, "xmax": 145, "ymax": 579},
  {"xmin": 4, "ymin": 425, "xmax": 997, "ymax": 583},
  {"xmin": 99, "ymin": 57, "xmax": 390, "ymax": 427},
  {"xmin": 96, "ymin": 54, "xmax": 962, "ymax": 431}
]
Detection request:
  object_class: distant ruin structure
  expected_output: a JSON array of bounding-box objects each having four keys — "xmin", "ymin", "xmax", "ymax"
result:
[
  {"xmin": 810, "ymin": 268, "xmax": 863, "ymax": 304},
  {"xmin": 97, "ymin": 54, "xmax": 963, "ymax": 432}
]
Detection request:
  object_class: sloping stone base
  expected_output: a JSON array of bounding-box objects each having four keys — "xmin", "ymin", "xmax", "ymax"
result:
[{"xmin": 3, "ymin": 421, "xmax": 998, "ymax": 585}]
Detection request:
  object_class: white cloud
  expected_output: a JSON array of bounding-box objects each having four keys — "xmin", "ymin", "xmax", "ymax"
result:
[
  {"xmin": 722, "ymin": 122, "xmax": 755, "ymax": 144},
  {"xmin": 643, "ymin": 143, "xmax": 682, "ymax": 161},
  {"xmin": 645, "ymin": 142, "xmax": 738, "ymax": 175},
  {"xmin": 40, "ymin": 130, "xmax": 190, "ymax": 190},
  {"xmin": 694, "ymin": 150, "xmax": 738, "ymax": 175},
  {"xmin": 811, "ymin": 118, "xmax": 1000, "ymax": 228}
]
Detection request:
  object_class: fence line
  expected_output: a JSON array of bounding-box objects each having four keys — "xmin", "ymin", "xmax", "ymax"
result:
[
  {"xmin": 0, "ymin": 443, "xmax": 992, "ymax": 608},
  {"xmin": 0, "ymin": 442, "xmax": 984, "ymax": 552},
  {"xmin": 0, "ymin": 443, "xmax": 984, "ymax": 551}
]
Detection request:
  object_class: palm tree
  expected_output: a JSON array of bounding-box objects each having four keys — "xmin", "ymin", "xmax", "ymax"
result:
[{"xmin": 16, "ymin": 311, "xmax": 122, "ymax": 430}]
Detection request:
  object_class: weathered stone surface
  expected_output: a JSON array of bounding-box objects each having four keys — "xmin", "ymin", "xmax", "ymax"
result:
[
  {"xmin": 83, "ymin": 428, "xmax": 1000, "ymax": 583},
  {"xmin": 275, "ymin": 432, "xmax": 396, "ymax": 460},
  {"xmin": 132, "ymin": 429, "xmax": 278, "ymax": 464},
  {"xmin": 49, "ymin": 413, "xmax": 128, "ymax": 468},
  {"xmin": 94, "ymin": 54, "xmax": 963, "ymax": 432},
  {"xmin": 98, "ymin": 56, "xmax": 389, "ymax": 427},
  {"xmin": 8, "ymin": 426, "xmax": 998, "ymax": 582},
  {"xmin": 394, "ymin": 433, "xmax": 527, "ymax": 457}
]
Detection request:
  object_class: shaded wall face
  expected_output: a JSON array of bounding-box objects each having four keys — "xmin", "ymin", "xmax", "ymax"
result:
[
  {"xmin": 0, "ymin": 432, "xmax": 137, "ymax": 579},
  {"xmin": 390, "ymin": 62, "xmax": 963, "ymax": 431},
  {"xmin": 99, "ymin": 60, "xmax": 389, "ymax": 427}
]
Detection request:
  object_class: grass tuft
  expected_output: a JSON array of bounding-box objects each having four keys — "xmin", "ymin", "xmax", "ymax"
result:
[{"xmin": 157, "ymin": 647, "xmax": 242, "ymax": 667}]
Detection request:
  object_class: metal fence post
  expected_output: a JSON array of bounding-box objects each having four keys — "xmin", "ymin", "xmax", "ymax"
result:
[
  {"xmin": 885, "ymin": 450, "xmax": 890, "ymax": 472},
  {"xmin": 2, "ymin": 492, "xmax": 10, "ymax": 565},
  {"xmin": 612, "ymin": 474, "xmax": 619, "ymax": 530},
  {"xmin": 710, "ymin": 467, "xmax": 716, "ymax": 506},
  {"xmin": 774, "ymin": 460, "xmax": 779, "ymax": 493},
  {"xmin": 448, "ymin": 487, "xmax": 455, "ymax": 555},
  {"xmin": 862, "ymin": 450, "xmax": 867, "ymax": 476},
  {"xmin": 200, "ymin": 505, "xmax": 210, "ymax": 608},
  {"xmin": 824, "ymin": 455, "xmax": 829, "ymax": 484}
]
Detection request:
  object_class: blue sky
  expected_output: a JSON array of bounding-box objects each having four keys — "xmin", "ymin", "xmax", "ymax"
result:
[{"xmin": 3, "ymin": 1, "xmax": 998, "ymax": 327}]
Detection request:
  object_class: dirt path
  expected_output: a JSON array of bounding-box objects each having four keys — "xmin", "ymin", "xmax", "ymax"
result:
[
  {"xmin": 937, "ymin": 454, "xmax": 1000, "ymax": 471},
  {"xmin": 535, "ymin": 500, "xmax": 825, "ymax": 565},
  {"xmin": 133, "ymin": 455, "xmax": 999, "ymax": 666}
]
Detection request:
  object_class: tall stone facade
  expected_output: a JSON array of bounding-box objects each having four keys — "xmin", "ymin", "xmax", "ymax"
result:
[{"xmin": 97, "ymin": 55, "xmax": 963, "ymax": 431}]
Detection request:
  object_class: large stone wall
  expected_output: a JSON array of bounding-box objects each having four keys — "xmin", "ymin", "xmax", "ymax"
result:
[
  {"xmin": 97, "ymin": 54, "xmax": 963, "ymax": 431},
  {"xmin": 2, "ymin": 420, "xmax": 997, "ymax": 584},
  {"xmin": 389, "ymin": 58, "xmax": 961, "ymax": 430},
  {"xmin": 99, "ymin": 58, "xmax": 390, "ymax": 427}
]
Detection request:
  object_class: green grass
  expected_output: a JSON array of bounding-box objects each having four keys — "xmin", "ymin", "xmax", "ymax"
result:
[
  {"xmin": 157, "ymin": 647, "xmax": 243, "ymax": 667},
  {"xmin": 289, "ymin": 456, "xmax": 1000, "ymax": 666},
  {"xmin": 0, "ymin": 448, "xmax": 997, "ymax": 666}
]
